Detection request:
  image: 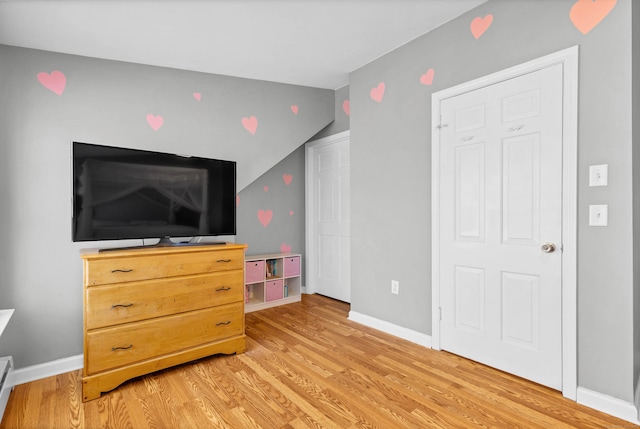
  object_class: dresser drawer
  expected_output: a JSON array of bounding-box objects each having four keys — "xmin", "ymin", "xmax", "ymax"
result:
[
  {"xmin": 245, "ymin": 260, "xmax": 265, "ymax": 283},
  {"xmin": 85, "ymin": 270, "xmax": 243, "ymax": 330},
  {"xmin": 85, "ymin": 248, "xmax": 244, "ymax": 286},
  {"xmin": 85, "ymin": 303, "xmax": 244, "ymax": 375},
  {"xmin": 284, "ymin": 256, "xmax": 300, "ymax": 277}
]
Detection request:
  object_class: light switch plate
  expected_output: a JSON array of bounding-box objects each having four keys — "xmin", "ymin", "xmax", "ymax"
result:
[
  {"xmin": 589, "ymin": 164, "xmax": 608, "ymax": 187},
  {"xmin": 589, "ymin": 205, "xmax": 608, "ymax": 226}
]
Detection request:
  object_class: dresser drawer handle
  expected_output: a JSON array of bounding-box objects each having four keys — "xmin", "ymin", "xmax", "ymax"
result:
[
  {"xmin": 111, "ymin": 269, "xmax": 133, "ymax": 273},
  {"xmin": 112, "ymin": 345, "xmax": 133, "ymax": 351},
  {"xmin": 216, "ymin": 321, "xmax": 231, "ymax": 326},
  {"xmin": 111, "ymin": 303, "xmax": 133, "ymax": 309},
  {"xmin": 216, "ymin": 286, "xmax": 231, "ymax": 292},
  {"xmin": 216, "ymin": 259, "xmax": 232, "ymax": 263}
]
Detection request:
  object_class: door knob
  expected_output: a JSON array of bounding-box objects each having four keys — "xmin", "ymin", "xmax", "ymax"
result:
[{"xmin": 541, "ymin": 243, "xmax": 556, "ymax": 253}]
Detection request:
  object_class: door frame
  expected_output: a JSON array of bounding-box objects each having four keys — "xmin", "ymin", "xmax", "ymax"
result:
[
  {"xmin": 305, "ymin": 130, "xmax": 351, "ymax": 296},
  {"xmin": 430, "ymin": 46, "xmax": 578, "ymax": 400}
]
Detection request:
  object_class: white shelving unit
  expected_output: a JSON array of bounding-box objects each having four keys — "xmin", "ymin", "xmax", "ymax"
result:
[
  {"xmin": 244, "ymin": 253, "xmax": 302, "ymax": 313},
  {"xmin": 0, "ymin": 309, "xmax": 14, "ymax": 424}
]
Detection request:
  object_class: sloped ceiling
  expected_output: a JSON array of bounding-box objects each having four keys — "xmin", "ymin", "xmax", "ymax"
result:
[{"xmin": 0, "ymin": 0, "xmax": 487, "ymax": 90}]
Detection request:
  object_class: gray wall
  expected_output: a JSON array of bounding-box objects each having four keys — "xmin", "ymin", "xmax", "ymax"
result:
[
  {"xmin": 0, "ymin": 44, "xmax": 333, "ymax": 369},
  {"xmin": 310, "ymin": 84, "xmax": 350, "ymax": 141},
  {"xmin": 236, "ymin": 146, "xmax": 307, "ymax": 283},
  {"xmin": 350, "ymin": 0, "xmax": 635, "ymax": 402}
]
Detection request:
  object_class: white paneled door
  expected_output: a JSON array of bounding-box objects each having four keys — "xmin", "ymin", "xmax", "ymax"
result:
[
  {"xmin": 438, "ymin": 64, "xmax": 563, "ymax": 390},
  {"xmin": 307, "ymin": 133, "xmax": 351, "ymax": 303}
]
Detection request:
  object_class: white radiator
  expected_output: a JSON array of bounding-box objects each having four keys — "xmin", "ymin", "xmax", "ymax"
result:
[
  {"xmin": 0, "ymin": 310, "xmax": 14, "ymax": 424},
  {"xmin": 0, "ymin": 356, "xmax": 13, "ymax": 424}
]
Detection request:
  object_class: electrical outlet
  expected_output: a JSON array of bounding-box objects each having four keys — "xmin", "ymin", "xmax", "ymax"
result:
[{"xmin": 391, "ymin": 280, "xmax": 399, "ymax": 295}]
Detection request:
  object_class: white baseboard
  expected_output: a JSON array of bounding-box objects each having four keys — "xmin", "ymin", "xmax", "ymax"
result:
[
  {"xmin": 348, "ymin": 311, "xmax": 432, "ymax": 348},
  {"xmin": 576, "ymin": 387, "xmax": 639, "ymax": 425},
  {"xmin": 11, "ymin": 354, "xmax": 83, "ymax": 387}
]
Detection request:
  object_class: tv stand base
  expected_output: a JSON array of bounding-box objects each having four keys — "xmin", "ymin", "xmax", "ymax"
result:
[{"xmin": 98, "ymin": 237, "xmax": 227, "ymax": 252}]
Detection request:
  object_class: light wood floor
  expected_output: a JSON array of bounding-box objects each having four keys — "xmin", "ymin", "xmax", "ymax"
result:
[{"xmin": 1, "ymin": 294, "xmax": 637, "ymax": 428}]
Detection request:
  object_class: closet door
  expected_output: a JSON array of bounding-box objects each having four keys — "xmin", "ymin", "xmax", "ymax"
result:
[
  {"xmin": 306, "ymin": 132, "xmax": 350, "ymax": 302},
  {"xmin": 437, "ymin": 64, "xmax": 564, "ymax": 390}
]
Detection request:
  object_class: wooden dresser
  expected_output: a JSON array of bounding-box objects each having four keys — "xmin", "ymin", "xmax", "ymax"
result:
[{"xmin": 80, "ymin": 243, "xmax": 247, "ymax": 402}]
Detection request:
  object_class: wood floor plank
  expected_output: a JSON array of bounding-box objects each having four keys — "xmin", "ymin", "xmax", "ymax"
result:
[
  {"xmin": 185, "ymin": 396, "xmax": 230, "ymax": 428},
  {"xmin": 236, "ymin": 352, "xmax": 348, "ymax": 428},
  {"xmin": 1, "ymin": 294, "xmax": 637, "ymax": 429}
]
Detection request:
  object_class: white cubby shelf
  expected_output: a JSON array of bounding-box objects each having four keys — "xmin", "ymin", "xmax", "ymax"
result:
[{"xmin": 244, "ymin": 253, "xmax": 302, "ymax": 313}]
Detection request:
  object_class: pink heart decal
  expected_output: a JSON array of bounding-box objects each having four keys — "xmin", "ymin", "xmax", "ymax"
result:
[
  {"xmin": 242, "ymin": 116, "xmax": 258, "ymax": 135},
  {"xmin": 343, "ymin": 99, "xmax": 350, "ymax": 116},
  {"xmin": 289, "ymin": 210, "xmax": 294, "ymax": 216},
  {"xmin": 193, "ymin": 92, "xmax": 202, "ymax": 101},
  {"xmin": 420, "ymin": 68, "xmax": 435, "ymax": 85},
  {"xmin": 370, "ymin": 82, "xmax": 385, "ymax": 103},
  {"xmin": 282, "ymin": 174, "xmax": 293, "ymax": 185},
  {"xmin": 146, "ymin": 114, "xmax": 164, "ymax": 131},
  {"xmin": 236, "ymin": 195, "xmax": 240, "ymax": 206},
  {"xmin": 263, "ymin": 186, "xmax": 269, "ymax": 192},
  {"xmin": 257, "ymin": 209, "xmax": 273, "ymax": 227},
  {"xmin": 280, "ymin": 243, "xmax": 292, "ymax": 253},
  {"xmin": 37, "ymin": 71, "xmax": 66, "ymax": 95},
  {"xmin": 470, "ymin": 15, "xmax": 493, "ymax": 39},
  {"xmin": 570, "ymin": 0, "xmax": 617, "ymax": 34},
  {"xmin": 290, "ymin": 105, "xmax": 299, "ymax": 114}
]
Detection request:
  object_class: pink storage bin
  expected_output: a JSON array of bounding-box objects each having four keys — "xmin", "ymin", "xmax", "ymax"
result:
[
  {"xmin": 245, "ymin": 260, "xmax": 265, "ymax": 283},
  {"xmin": 265, "ymin": 279, "xmax": 284, "ymax": 302},
  {"xmin": 284, "ymin": 256, "xmax": 300, "ymax": 277}
]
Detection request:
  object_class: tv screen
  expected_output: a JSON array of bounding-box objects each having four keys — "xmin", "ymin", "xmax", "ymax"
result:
[{"xmin": 72, "ymin": 142, "xmax": 236, "ymax": 243}]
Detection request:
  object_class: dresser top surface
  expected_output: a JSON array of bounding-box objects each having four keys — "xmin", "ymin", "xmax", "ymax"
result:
[
  {"xmin": 80, "ymin": 242, "xmax": 247, "ymax": 260},
  {"xmin": 245, "ymin": 252, "xmax": 301, "ymax": 261}
]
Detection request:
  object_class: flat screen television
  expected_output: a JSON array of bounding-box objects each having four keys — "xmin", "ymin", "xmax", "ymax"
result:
[{"xmin": 72, "ymin": 142, "xmax": 236, "ymax": 244}]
